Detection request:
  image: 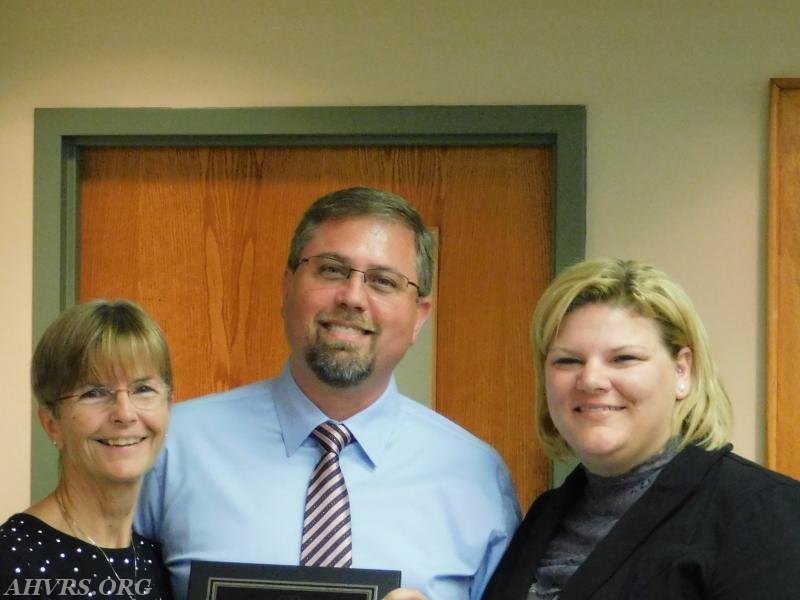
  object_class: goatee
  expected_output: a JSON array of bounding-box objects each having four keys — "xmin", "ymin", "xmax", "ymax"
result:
[{"xmin": 306, "ymin": 341, "xmax": 375, "ymax": 388}]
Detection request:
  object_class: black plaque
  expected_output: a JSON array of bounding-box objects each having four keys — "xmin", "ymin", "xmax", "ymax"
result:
[{"xmin": 188, "ymin": 560, "xmax": 401, "ymax": 600}]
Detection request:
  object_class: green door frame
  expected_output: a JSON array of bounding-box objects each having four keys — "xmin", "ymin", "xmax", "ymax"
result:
[{"xmin": 32, "ymin": 105, "xmax": 586, "ymax": 501}]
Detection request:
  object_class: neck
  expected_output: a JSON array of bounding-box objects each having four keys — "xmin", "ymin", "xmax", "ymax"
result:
[
  {"xmin": 290, "ymin": 361, "xmax": 390, "ymax": 421},
  {"xmin": 52, "ymin": 475, "xmax": 140, "ymax": 548}
]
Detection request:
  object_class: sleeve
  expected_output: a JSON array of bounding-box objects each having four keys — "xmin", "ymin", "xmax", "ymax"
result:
[
  {"xmin": 146, "ymin": 539, "xmax": 175, "ymax": 600},
  {"xmin": 0, "ymin": 523, "xmax": 33, "ymax": 597},
  {"xmin": 135, "ymin": 447, "xmax": 168, "ymax": 541},
  {"xmin": 469, "ymin": 458, "xmax": 522, "ymax": 600},
  {"xmin": 0, "ymin": 548, "xmax": 21, "ymax": 597},
  {"xmin": 711, "ymin": 479, "xmax": 800, "ymax": 599}
]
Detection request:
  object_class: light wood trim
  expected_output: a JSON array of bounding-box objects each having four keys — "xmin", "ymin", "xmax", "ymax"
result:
[{"xmin": 767, "ymin": 78, "xmax": 800, "ymax": 473}]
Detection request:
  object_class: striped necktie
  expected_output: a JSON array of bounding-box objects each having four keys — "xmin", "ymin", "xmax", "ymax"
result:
[{"xmin": 300, "ymin": 421, "xmax": 354, "ymax": 567}]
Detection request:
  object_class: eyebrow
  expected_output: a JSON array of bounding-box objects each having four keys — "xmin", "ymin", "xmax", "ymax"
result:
[
  {"xmin": 83, "ymin": 375, "xmax": 159, "ymax": 386},
  {"xmin": 547, "ymin": 344, "xmax": 652, "ymax": 354},
  {"xmin": 316, "ymin": 251, "xmax": 347, "ymax": 261},
  {"xmin": 315, "ymin": 252, "xmax": 405, "ymax": 275},
  {"xmin": 610, "ymin": 344, "xmax": 651, "ymax": 353}
]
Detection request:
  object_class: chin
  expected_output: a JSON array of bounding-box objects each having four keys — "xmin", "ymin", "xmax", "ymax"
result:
[
  {"xmin": 98, "ymin": 462, "xmax": 152, "ymax": 484},
  {"xmin": 574, "ymin": 441, "xmax": 625, "ymax": 465},
  {"xmin": 111, "ymin": 474, "xmax": 149, "ymax": 487}
]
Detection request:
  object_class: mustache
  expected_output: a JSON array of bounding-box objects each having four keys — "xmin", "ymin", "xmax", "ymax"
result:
[{"xmin": 317, "ymin": 310, "xmax": 377, "ymax": 333}]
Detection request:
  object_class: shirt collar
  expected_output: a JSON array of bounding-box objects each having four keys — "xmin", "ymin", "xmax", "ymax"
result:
[{"xmin": 275, "ymin": 364, "xmax": 399, "ymax": 468}]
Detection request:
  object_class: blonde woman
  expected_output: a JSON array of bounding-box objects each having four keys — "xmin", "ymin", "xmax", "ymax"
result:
[{"xmin": 483, "ymin": 258, "xmax": 800, "ymax": 600}]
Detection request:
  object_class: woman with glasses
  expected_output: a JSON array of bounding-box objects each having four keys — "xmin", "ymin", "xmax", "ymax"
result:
[
  {"xmin": 0, "ymin": 300, "xmax": 173, "ymax": 599},
  {"xmin": 482, "ymin": 258, "xmax": 800, "ymax": 600}
]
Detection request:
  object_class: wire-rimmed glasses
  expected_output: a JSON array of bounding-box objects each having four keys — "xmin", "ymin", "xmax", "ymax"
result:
[
  {"xmin": 58, "ymin": 380, "xmax": 169, "ymax": 410},
  {"xmin": 298, "ymin": 255, "xmax": 420, "ymax": 296}
]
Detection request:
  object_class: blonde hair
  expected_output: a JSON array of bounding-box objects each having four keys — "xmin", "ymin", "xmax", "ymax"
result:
[
  {"xmin": 532, "ymin": 258, "xmax": 732, "ymax": 459},
  {"xmin": 32, "ymin": 299, "xmax": 173, "ymax": 415}
]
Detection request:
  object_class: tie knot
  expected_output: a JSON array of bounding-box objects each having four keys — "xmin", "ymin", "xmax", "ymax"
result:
[{"xmin": 312, "ymin": 421, "xmax": 353, "ymax": 455}]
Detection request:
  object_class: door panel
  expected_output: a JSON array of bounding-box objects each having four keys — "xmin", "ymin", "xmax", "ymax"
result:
[{"xmin": 80, "ymin": 145, "xmax": 552, "ymax": 508}]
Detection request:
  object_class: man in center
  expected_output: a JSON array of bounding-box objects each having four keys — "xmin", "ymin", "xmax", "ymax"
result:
[{"xmin": 136, "ymin": 186, "xmax": 521, "ymax": 599}]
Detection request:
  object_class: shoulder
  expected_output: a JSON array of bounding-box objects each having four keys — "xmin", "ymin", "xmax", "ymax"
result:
[
  {"xmin": 133, "ymin": 531, "xmax": 170, "ymax": 568},
  {"xmin": 714, "ymin": 450, "xmax": 800, "ymax": 496},
  {"xmin": 133, "ymin": 530, "xmax": 164, "ymax": 554},
  {"xmin": 147, "ymin": 378, "xmax": 276, "ymax": 476},
  {"xmin": 0, "ymin": 513, "xmax": 53, "ymax": 543},
  {"xmin": 0, "ymin": 514, "xmax": 30, "ymax": 560},
  {"xmin": 684, "ymin": 448, "xmax": 800, "ymax": 572},
  {"xmin": 386, "ymin": 395, "xmax": 521, "ymax": 525},
  {"xmin": 394, "ymin": 394, "xmax": 503, "ymax": 461},
  {"xmin": 153, "ymin": 378, "xmax": 282, "ymax": 472},
  {"xmin": 0, "ymin": 512, "xmax": 27, "ymax": 534},
  {"xmin": 679, "ymin": 445, "xmax": 800, "ymax": 514},
  {"xmin": 0, "ymin": 514, "xmax": 63, "ymax": 580},
  {"xmin": 170, "ymin": 378, "xmax": 274, "ymax": 426},
  {"xmin": 132, "ymin": 532, "xmax": 174, "ymax": 600},
  {"xmin": 174, "ymin": 378, "xmax": 272, "ymax": 412}
]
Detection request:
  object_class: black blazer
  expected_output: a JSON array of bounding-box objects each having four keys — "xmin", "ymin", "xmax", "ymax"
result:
[{"xmin": 482, "ymin": 444, "xmax": 800, "ymax": 599}]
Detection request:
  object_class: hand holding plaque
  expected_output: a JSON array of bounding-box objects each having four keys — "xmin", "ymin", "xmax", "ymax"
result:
[{"xmin": 379, "ymin": 588, "xmax": 428, "ymax": 600}]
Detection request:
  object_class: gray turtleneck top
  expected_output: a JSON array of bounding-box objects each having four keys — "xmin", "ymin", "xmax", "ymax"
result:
[{"xmin": 527, "ymin": 439, "xmax": 680, "ymax": 600}]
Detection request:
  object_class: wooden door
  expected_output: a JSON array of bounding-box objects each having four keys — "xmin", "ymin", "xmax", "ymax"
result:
[
  {"xmin": 768, "ymin": 79, "xmax": 800, "ymax": 478},
  {"xmin": 80, "ymin": 145, "xmax": 552, "ymax": 508}
]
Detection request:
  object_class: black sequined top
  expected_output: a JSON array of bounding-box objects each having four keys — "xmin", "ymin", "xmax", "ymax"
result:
[{"xmin": 0, "ymin": 513, "xmax": 172, "ymax": 599}]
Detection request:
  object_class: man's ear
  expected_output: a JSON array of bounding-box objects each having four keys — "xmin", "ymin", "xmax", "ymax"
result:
[
  {"xmin": 281, "ymin": 268, "xmax": 294, "ymax": 318},
  {"xmin": 410, "ymin": 297, "xmax": 433, "ymax": 345}
]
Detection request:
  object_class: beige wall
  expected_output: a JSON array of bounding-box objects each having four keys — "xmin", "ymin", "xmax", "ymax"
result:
[{"xmin": 2, "ymin": 0, "xmax": 798, "ymax": 519}]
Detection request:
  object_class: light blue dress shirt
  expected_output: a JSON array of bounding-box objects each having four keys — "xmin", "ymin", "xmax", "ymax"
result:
[{"xmin": 136, "ymin": 366, "xmax": 521, "ymax": 600}]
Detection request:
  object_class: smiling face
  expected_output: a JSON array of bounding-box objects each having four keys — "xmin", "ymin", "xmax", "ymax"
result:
[
  {"xmin": 282, "ymin": 217, "xmax": 431, "ymax": 410},
  {"xmin": 41, "ymin": 362, "xmax": 171, "ymax": 489},
  {"xmin": 544, "ymin": 303, "xmax": 692, "ymax": 476}
]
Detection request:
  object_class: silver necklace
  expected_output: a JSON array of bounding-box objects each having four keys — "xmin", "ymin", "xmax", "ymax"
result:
[{"xmin": 55, "ymin": 488, "xmax": 138, "ymax": 600}]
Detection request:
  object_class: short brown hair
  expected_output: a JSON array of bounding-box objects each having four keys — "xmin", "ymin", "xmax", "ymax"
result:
[
  {"xmin": 287, "ymin": 187, "xmax": 436, "ymax": 297},
  {"xmin": 32, "ymin": 299, "xmax": 173, "ymax": 414}
]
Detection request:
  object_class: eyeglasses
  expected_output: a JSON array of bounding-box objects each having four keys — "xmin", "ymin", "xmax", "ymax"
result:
[
  {"xmin": 58, "ymin": 380, "xmax": 169, "ymax": 411},
  {"xmin": 298, "ymin": 255, "xmax": 420, "ymax": 296}
]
